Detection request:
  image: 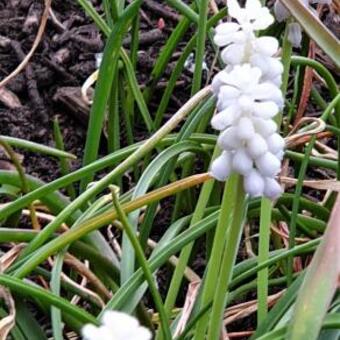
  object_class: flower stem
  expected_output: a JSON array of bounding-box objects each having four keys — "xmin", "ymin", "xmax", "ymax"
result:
[
  {"xmin": 191, "ymin": 0, "xmax": 209, "ymax": 94},
  {"xmin": 207, "ymin": 175, "xmax": 247, "ymax": 339},
  {"xmin": 257, "ymin": 197, "xmax": 272, "ymax": 324},
  {"xmin": 193, "ymin": 174, "xmax": 245, "ymax": 339}
]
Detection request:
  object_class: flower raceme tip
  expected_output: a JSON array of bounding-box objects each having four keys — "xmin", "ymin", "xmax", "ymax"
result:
[{"xmin": 274, "ymin": 0, "xmax": 332, "ymax": 47}]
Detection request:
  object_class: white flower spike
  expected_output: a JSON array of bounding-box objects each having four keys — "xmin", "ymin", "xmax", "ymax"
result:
[
  {"xmin": 210, "ymin": 0, "xmax": 284, "ymax": 200},
  {"xmin": 82, "ymin": 311, "xmax": 152, "ymax": 340}
]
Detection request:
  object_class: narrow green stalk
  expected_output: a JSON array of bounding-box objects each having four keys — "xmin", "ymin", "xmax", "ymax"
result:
[
  {"xmin": 256, "ymin": 22, "xmax": 293, "ymax": 315},
  {"xmin": 193, "ymin": 174, "xmax": 244, "ymax": 340},
  {"xmin": 278, "ymin": 23, "xmax": 293, "ymax": 127},
  {"xmin": 257, "ymin": 198, "xmax": 272, "ymax": 324},
  {"xmin": 207, "ymin": 176, "xmax": 247, "ymax": 339},
  {"xmin": 126, "ymin": 13, "xmax": 140, "ymax": 127},
  {"xmin": 0, "ymin": 137, "xmax": 39, "ymax": 229},
  {"xmin": 50, "ymin": 251, "xmax": 66, "ymax": 340},
  {"xmin": 0, "ymin": 274, "xmax": 98, "ymax": 325},
  {"xmin": 191, "ymin": 0, "xmax": 209, "ymax": 94},
  {"xmin": 0, "ymin": 135, "xmax": 76, "ymax": 159},
  {"xmin": 311, "ymin": 86, "xmax": 327, "ymax": 109},
  {"xmin": 103, "ymin": 0, "xmax": 114, "ymax": 27},
  {"xmin": 143, "ymin": 18, "xmax": 191, "ymax": 103},
  {"xmin": 77, "ymin": 0, "xmax": 111, "ymax": 35},
  {"xmin": 110, "ymin": 187, "xmax": 171, "ymax": 340},
  {"xmin": 107, "ymin": 75, "xmax": 120, "ymax": 154},
  {"xmin": 165, "ymin": 0, "xmax": 199, "ymax": 23},
  {"xmin": 163, "ymin": 178, "xmax": 215, "ymax": 314},
  {"xmin": 53, "ymin": 118, "xmax": 76, "ymax": 200},
  {"xmin": 81, "ymin": 0, "xmax": 142, "ymax": 190},
  {"xmin": 161, "ymin": 145, "xmax": 219, "ymax": 327}
]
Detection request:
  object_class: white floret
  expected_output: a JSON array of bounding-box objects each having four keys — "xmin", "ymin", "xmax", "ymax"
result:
[
  {"xmin": 264, "ymin": 177, "xmax": 283, "ymax": 199},
  {"xmin": 232, "ymin": 148, "xmax": 253, "ymax": 176},
  {"xmin": 244, "ymin": 170, "xmax": 265, "ymax": 197},
  {"xmin": 266, "ymin": 133, "xmax": 285, "ymax": 154},
  {"xmin": 218, "ymin": 127, "xmax": 242, "ymax": 149},
  {"xmin": 252, "ymin": 118, "xmax": 278, "ymax": 137},
  {"xmin": 210, "ymin": 151, "xmax": 233, "ymax": 181},
  {"xmin": 211, "ymin": 105, "xmax": 239, "ymax": 130},
  {"xmin": 236, "ymin": 117, "xmax": 255, "ymax": 140},
  {"xmin": 246, "ymin": 134, "xmax": 268, "ymax": 159},
  {"xmin": 255, "ymin": 152, "xmax": 281, "ymax": 177}
]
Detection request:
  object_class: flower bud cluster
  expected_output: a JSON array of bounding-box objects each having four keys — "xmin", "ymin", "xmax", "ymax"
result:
[
  {"xmin": 82, "ymin": 311, "xmax": 151, "ymax": 340},
  {"xmin": 274, "ymin": 0, "xmax": 331, "ymax": 47},
  {"xmin": 210, "ymin": 0, "xmax": 285, "ymax": 199}
]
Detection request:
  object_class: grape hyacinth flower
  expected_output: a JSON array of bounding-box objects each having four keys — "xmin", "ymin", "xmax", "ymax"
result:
[
  {"xmin": 274, "ymin": 0, "xmax": 332, "ymax": 47},
  {"xmin": 82, "ymin": 311, "xmax": 151, "ymax": 340},
  {"xmin": 210, "ymin": 0, "xmax": 284, "ymax": 200}
]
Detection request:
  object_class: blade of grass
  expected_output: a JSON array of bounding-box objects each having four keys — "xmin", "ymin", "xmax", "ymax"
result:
[
  {"xmin": 110, "ymin": 187, "xmax": 171, "ymax": 340},
  {"xmin": 121, "ymin": 142, "xmax": 204, "ymax": 284},
  {"xmin": 81, "ymin": 0, "xmax": 142, "ymax": 190},
  {"xmin": 143, "ymin": 17, "xmax": 191, "ymax": 102},
  {"xmin": 50, "ymin": 251, "xmax": 66, "ymax": 340},
  {"xmin": 107, "ymin": 74, "xmax": 120, "ymax": 154},
  {"xmin": 0, "ymin": 135, "xmax": 76, "ymax": 159},
  {"xmin": 287, "ymin": 195, "xmax": 340, "ymax": 340},
  {"xmin": 0, "ymin": 275, "xmax": 98, "ymax": 325},
  {"xmin": 165, "ymin": 0, "xmax": 198, "ymax": 23},
  {"xmin": 121, "ymin": 50, "xmax": 154, "ymax": 132},
  {"xmin": 53, "ymin": 118, "xmax": 76, "ymax": 200},
  {"xmin": 191, "ymin": 0, "xmax": 209, "ymax": 95}
]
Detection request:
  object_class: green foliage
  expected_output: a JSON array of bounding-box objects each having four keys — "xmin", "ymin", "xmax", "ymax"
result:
[{"xmin": 0, "ymin": 1, "xmax": 339, "ymax": 339}]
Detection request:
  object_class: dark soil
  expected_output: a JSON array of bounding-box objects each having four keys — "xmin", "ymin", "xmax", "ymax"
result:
[{"xmin": 0, "ymin": 0, "xmax": 207, "ymax": 184}]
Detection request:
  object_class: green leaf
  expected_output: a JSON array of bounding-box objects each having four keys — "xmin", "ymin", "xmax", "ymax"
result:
[
  {"xmin": 121, "ymin": 141, "xmax": 203, "ymax": 284},
  {"xmin": 81, "ymin": 0, "xmax": 142, "ymax": 189},
  {"xmin": 0, "ymin": 135, "xmax": 76, "ymax": 159},
  {"xmin": 287, "ymin": 197, "xmax": 340, "ymax": 340},
  {"xmin": 0, "ymin": 275, "xmax": 98, "ymax": 325}
]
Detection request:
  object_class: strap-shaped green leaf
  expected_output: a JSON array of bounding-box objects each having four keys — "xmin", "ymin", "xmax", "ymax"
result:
[{"xmin": 81, "ymin": 0, "xmax": 142, "ymax": 189}]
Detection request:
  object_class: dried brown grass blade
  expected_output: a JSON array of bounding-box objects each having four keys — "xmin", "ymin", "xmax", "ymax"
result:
[
  {"xmin": 173, "ymin": 281, "xmax": 200, "ymax": 337},
  {"xmin": 293, "ymin": 42, "xmax": 315, "ymax": 126},
  {"xmin": 0, "ymin": 247, "xmax": 22, "ymax": 339},
  {"xmin": 0, "ymin": 244, "xmax": 25, "ymax": 273},
  {"xmin": 0, "ymin": 288, "xmax": 15, "ymax": 340},
  {"xmin": 279, "ymin": 177, "xmax": 340, "ymax": 191}
]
